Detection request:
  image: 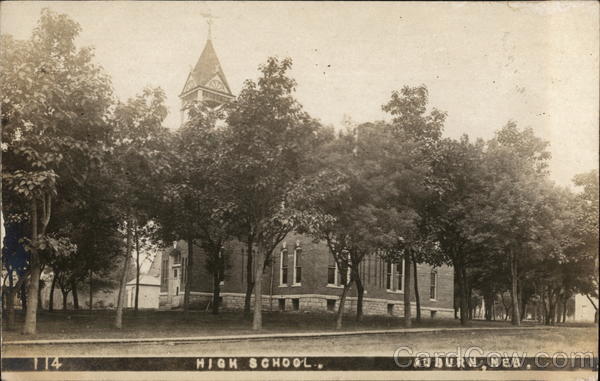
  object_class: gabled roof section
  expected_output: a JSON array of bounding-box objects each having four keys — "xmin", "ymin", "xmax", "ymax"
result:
[
  {"xmin": 184, "ymin": 39, "xmax": 232, "ymax": 96},
  {"xmin": 146, "ymin": 253, "xmax": 162, "ymax": 277}
]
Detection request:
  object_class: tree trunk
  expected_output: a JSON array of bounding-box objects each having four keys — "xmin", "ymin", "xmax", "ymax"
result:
[
  {"xmin": 509, "ymin": 251, "xmax": 520, "ymax": 326},
  {"xmin": 115, "ymin": 218, "xmax": 133, "ymax": 329},
  {"xmin": 561, "ymin": 298, "xmax": 567, "ymax": 323},
  {"xmin": 484, "ymin": 292, "xmax": 494, "ymax": 321},
  {"xmin": 244, "ymin": 237, "xmax": 254, "ymax": 316},
  {"xmin": 183, "ymin": 237, "xmax": 193, "ymax": 311},
  {"xmin": 23, "ymin": 199, "xmax": 40, "ymax": 335},
  {"xmin": 336, "ymin": 281, "xmax": 352, "ymax": 330},
  {"xmin": 517, "ymin": 283, "xmax": 524, "ymax": 320},
  {"xmin": 541, "ymin": 290, "xmax": 550, "ymax": 325},
  {"xmin": 458, "ymin": 265, "xmax": 469, "ymax": 325},
  {"xmin": 467, "ymin": 286, "xmax": 473, "ymax": 320},
  {"xmin": 412, "ymin": 258, "xmax": 421, "ymax": 322},
  {"xmin": 89, "ymin": 270, "xmax": 93, "ymax": 311},
  {"xmin": 62, "ymin": 290, "xmax": 69, "ymax": 311},
  {"xmin": 252, "ymin": 247, "xmax": 264, "ymax": 330},
  {"xmin": 134, "ymin": 227, "xmax": 140, "ymax": 313},
  {"xmin": 355, "ymin": 269, "xmax": 364, "ymax": 322},
  {"xmin": 37, "ymin": 277, "xmax": 43, "ymax": 310},
  {"xmin": 7, "ymin": 287, "xmax": 16, "ymax": 329},
  {"xmin": 49, "ymin": 273, "xmax": 57, "ymax": 312},
  {"xmin": 212, "ymin": 272, "xmax": 221, "ymax": 315},
  {"xmin": 549, "ymin": 294, "xmax": 557, "ymax": 326},
  {"xmin": 453, "ymin": 267, "xmax": 459, "ymax": 320},
  {"xmin": 20, "ymin": 280, "xmax": 28, "ymax": 310},
  {"xmin": 546, "ymin": 290, "xmax": 558, "ymax": 326},
  {"xmin": 72, "ymin": 281, "xmax": 79, "ymax": 310},
  {"xmin": 403, "ymin": 254, "xmax": 412, "ymax": 328},
  {"xmin": 6, "ymin": 274, "xmax": 16, "ymax": 330},
  {"xmin": 521, "ymin": 299, "xmax": 528, "ymax": 321},
  {"xmin": 2, "ymin": 284, "xmax": 6, "ymax": 314}
]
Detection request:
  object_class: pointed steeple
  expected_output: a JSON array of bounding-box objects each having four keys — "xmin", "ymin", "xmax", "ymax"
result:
[
  {"xmin": 180, "ymin": 17, "xmax": 234, "ymax": 122},
  {"xmin": 188, "ymin": 39, "xmax": 232, "ymax": 95}
]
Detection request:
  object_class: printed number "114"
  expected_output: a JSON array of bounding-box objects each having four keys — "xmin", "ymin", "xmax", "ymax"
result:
[{"xmin": 33, "ymin": 357, "xmax": 62, "ymax": 370}]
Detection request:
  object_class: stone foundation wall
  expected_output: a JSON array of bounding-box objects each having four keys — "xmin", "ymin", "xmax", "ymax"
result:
[{"xmin": 160, "ymin": 292, "xmax": 454, "ymax": 318}]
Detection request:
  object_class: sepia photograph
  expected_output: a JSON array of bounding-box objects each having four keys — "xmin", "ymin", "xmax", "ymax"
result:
[{"xmin": 1, "ymin": 1, "xmax": 598, "ymax": 380}]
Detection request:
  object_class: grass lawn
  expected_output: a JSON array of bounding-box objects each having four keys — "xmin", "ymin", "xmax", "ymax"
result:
[
  {"xmin": 2, "ymin": 309, "xmax": 553, "ymax": 341},
  {"xmin": 2, "ymin": 310, "xmax": 597, "ymax": 357}
]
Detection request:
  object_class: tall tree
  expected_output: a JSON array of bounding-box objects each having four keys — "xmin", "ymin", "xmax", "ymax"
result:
[
  {"xmin": 223, "ymin": 57, "xmax": 320, "ymax": 330},
  {"xmin": 429, "ymin": 135, "xmax": 488, "ymax": 325},
  {"xmin": 482, "ymin": 122, "xmax": 552, "ymax": 325},
  {"xmin": 156, "ymin": 102, "xmax": 234, "ymax": 313},
  {"xmin": 572, "ymin": 169, "xmax": 599, "ymax": 321},
  {"xmin": 1, "ymin": 9, "xmax": 113, "ymax": 334},
  {"xmin": 2, "ymin": 220, "xmax": 30, "ymax": 329},
  {"xmin": 298, "ymin": 126, "xmax": 374, "ymax": 328},
  {"xmin": 380, "ymin": 85, "xmax": 447, "ymax": 327},
  {"xmin": 110, "ymin": 87, "xmax": 169, "ymax": 328}
]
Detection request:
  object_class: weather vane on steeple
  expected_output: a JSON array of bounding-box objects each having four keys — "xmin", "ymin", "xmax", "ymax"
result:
[{"xmin": 200, "ymin": 11, "xmax": 219, "ymax": 41}]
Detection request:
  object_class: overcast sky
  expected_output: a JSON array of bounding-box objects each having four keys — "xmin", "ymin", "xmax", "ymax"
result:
[{"xmin": 1, "ymin": 1, "xmax": 598, "ymax": 187}]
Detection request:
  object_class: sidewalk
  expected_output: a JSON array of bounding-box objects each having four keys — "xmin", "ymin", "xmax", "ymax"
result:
[{"xmin": 2, "ymin": 325, "xmax": 555, "ymax": 346}]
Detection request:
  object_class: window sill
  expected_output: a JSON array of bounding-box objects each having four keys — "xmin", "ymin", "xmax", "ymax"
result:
[
  {"xmin": 386, "ymin": 290, "xmax": 404, "ymax": 294},
  {"xmin": 278, "ymin": 285, "xmax": 288, "ymax": 288},
  {"xmin": 430, "ymin": 298, "xmax": 437, "ymax": 302},
  {"xmin": 291, "ymin": 283, "xmax": 302, "ymax": 287},
  {"xmin": 326, "ymin": 284, "xmax": 344, "ymax": 289}
]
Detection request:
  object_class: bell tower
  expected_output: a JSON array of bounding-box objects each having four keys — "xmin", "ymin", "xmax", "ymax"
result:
[{"xmin": 179, "ymin": 14, "xmax": 234, "ymax": 125}]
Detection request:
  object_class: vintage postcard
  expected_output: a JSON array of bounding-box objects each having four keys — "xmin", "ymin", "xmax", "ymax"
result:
[{"xmin": 1, "ymin": 1, "xmax": 598, "ymax": 380}]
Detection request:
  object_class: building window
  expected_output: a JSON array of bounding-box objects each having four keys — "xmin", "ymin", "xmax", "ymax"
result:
[
  {"xmin": 176, "ymin": 286, "xmax": 179, "ymax": 296},
  {"xmin": 386, "ymin": 260, "xmax": 405, "ymax": 292},
  {"xmin": 292, "ymin": 298, "xmax": 300, "ymax": 311},
  {"xmin": 340, "ymin": 250, "xmax": 351, "ymax": 286},
  {"xmin": 219, "ymin": 247, "xmax": 225, "ymax": 286},
  {"xmin": 327, "ymin": 263, "xmax": 336, "ymax": 285},
  {"xmin": 387, "ymin": 303, "xmax": 394, "ymax": 315},
  {"xmin": 278, "ymin": 298, "xmax": 286, "ymax": 311},
  {"xmin": 367, "ymin": 255, "xmax": 371, "ymax": 284},
  {"xmin": 430, "ymin": 310, "xmax": 437, "ymax": 319},
  {"xmin": 430, "ymin": 269, "xmax": 437, "ymax": 300},
  {"xmin": 327, "ymin": 254, "xmax": 338, "ymax": 285},
  {"xmin": 396, "ymin": 262, "xmax": 404, "ymax": 291},
  {"xmin": 161, "ymin": 258, "xmax": 169, "ymax": 286},
  {"xmin": 293, "ymin": 246, "xmax": 302, "ymax": 285},
  {"xmin": 174, "ymin": 268, "xmax": 178, "ymax": 279},
  {"xmin": 250, "ymin": 248, "xmax": 256, "ymax": 283},
  {"xmin": 280, "ymin": 247, "xmax": 288, "ymax": 286},
  {"xmin": 327, "ymin": 299, "xmax": 336, "ymax": 312},
  {"xmin": 386, "ymin": 261, "xmax": 392, "ymax": 290},
  {"xmin": 328, "ymin": 253, "xmax": 351, "ymax": 287}
]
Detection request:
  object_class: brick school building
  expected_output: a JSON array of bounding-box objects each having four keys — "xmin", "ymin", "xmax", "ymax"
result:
[{"xmin": 159, "ymin": 28, "xmax": 454, "ymax": 318}]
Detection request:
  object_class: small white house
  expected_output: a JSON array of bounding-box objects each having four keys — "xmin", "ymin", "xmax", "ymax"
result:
[
  {"xmin": 571, "ymin": 294, "xmax": 598, "ymax": 323},
  {"xmin": 126, "ymin": 275, "xmax": 161, "ymax": 309}
]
